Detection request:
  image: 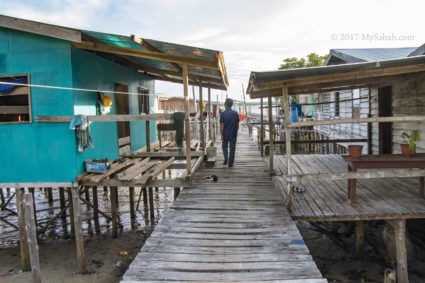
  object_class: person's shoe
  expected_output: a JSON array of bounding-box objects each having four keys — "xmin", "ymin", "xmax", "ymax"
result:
[
  {"xmin": 228, "ymin": 164, "xmax": 233, "ymax": 168},
  {"xmin": 223, "ymin": 160, "xmax": 228, "ymax": 165}
]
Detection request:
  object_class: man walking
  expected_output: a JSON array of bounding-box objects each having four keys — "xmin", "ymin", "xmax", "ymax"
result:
[{"xmin": 220, "ymin": 98, "xmax": 239, "ymax": 167}]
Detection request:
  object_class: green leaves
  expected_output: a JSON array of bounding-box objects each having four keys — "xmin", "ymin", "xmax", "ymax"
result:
[
  {"xmin": 402, "ymin": 130, "xmax": 420, "ymax": 152},
  {"xmin": 279, "ymin": 53, "xmax": 328, "ymax": 70}
]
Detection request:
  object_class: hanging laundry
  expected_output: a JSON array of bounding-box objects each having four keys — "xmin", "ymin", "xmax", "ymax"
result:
[{"xmin": 70, "ymin": 115, "xmax": 94, "ymax": 152}]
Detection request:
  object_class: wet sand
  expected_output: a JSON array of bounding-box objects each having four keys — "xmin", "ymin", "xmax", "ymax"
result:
[{"xmin": 0, "ymin": 230, "xmax": 148, "ymax": 283}]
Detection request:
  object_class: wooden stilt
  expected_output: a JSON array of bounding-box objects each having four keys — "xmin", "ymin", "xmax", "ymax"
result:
[
  {"xmin": 148, "ymin": 187, "xmax": 154, "ymax": 220},
  {"xmin": 1, "ymin": 188, "xmax": 6, "ymax": 208},
  {"xmin": 143, "ymin": 187, "xmax": 148, "ymax": 205},
  {"xmin": 92, "ymin": 187, "xmax": 100, "ymax": 233},
  {"xmin": 129, "ymin": 187, "xmax": 136, "ymax": 229},
  {"xmin": 268, "ymin": 97, "xmax": 274, "ymax": 175},
  {"xmin": 356, "ymin": 221, "xmax": 364, "ymax": 256},
  {"xmin": 59, "ymin": 188, "xmax": 66, "ymax": 220},
  {"xmin": 174, "ymin": 187, "xmax": 180, "ymax": 200},
  {"xmin": 84, "ymin": 186, "xmax": 90, "ymax": 203},
  {"xmin": 71, "ymin": 187, "xmax": 86, "ymax": 273},
  {"xmin": 67, "ymin": 188, "xmax": 75, "ymax": 236},
  {"xmin": 282, "ymin": 87, "xmax": 293, "ymax": 211},
  {"xmin": 28, "ymin": 188, "xmax": 37, "ymax": 229},
  {"xmin": 23, "ymin": 193, "xmax": 42, "ymax": 283},
  {"xmin": 199, "ymin": 82, "xmax": 205, "ymax": 150},
  {"xmin": 47, "ymin": 187, "xmax": 53, "ymax": 203},
  {"xmin": 182, "ymin": 64, "xmax": 192, "ymax": 176},
  {"xmin": 331, "ymin": 222, "xmax": 338, "ymax": 233},
  {"xmin": 110, "ymin": 186, "xmax": 118, "ymax": 238},
  {"xmin": 394, "ymin": 219, "xmax": 408, "ymax": 283},
  {"xmin": 208, "ymin": 86, "xmax": 212, "ymax": 142},
  {"xmin": 16, "ymin": 188, "xmax": 30, "ymax": 271},
  {"xmin": 260, "ymin": 98, "xmax": 264, "ymax": 156}
]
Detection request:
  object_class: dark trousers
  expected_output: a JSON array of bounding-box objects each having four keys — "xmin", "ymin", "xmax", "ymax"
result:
[{"xmin": 222, "ymin": 137, "xmax": 237, "ymax": 166}]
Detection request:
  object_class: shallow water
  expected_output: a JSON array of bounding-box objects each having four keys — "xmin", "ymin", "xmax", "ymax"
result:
[{"xmin": 0, "ymin": 178, "xmax": 181, "ymax": 247}]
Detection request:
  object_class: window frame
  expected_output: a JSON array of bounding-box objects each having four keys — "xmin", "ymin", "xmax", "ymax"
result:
[
  {"xmin": 0, "ymin": 74, "xmax": 32, "ymax": 125},
  {"xmin": 138, "ymin": 87, "xmax": 150, "ymax": 114}
]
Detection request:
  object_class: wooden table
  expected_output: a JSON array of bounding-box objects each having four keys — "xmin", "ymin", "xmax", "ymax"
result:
[{"xmin": 342, "ymin": 154, "xmax": 425, "ymax": 205}]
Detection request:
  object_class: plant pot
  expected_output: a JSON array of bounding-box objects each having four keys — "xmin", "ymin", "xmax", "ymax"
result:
[
  {"xmin": 348, "ymin": 145, "xmax": 363, "ymax": 158},
  {"xmin": 400, "ymin": 144, "xmax": 415, "ymax": 157}
]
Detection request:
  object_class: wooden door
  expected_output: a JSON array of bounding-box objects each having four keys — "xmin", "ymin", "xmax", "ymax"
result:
[
  {"xmin": 378, "ymin": 86, "xmax": 392, "ymax": 154},
  {"xmin": 115, "ymin": 84, "xmax": 130, "ymax": 153}
]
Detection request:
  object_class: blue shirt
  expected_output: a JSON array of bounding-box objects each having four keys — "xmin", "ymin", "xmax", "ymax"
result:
[{"xmin": 220, "ymin": 109, "xmax": 239, "ymax": 139}]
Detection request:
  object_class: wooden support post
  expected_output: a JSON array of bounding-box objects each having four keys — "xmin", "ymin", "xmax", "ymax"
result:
[
  {"xmin": 67, "ymin": 188, "xmax": 75, "ymax": 236},
  {"xmin": 174, "ymin": 187, "xmax": 181, "ymax": 200},
  {"xmin": 16, "ymin": 188, "xmax": 30, "ymax": 271},
  {"xmin": 28, "ymin": 188, "xmax": 37, "ymax": 229},
  {"xmin": 260, "ymin": 98, "xmax": 264, "ymax": 156},
  {"xmin": 143, "ymin": 187, "xmax": 148, "ymax": 205},
  {"xmin": 71, "ymin": 187, "xmax": 86, "ymax": 273},
  {"xmin": 110, "ymin": 186, "xmax": 118, "ymax": 238},
  {"xmin": 199, "ymin": 82, "xmax": 205, "ymax": 151},
  {"xmin": 146, "ymin": 104, "xmax": 151, "ymax": 153},
  {"xmin": 394, "ymin": 219, "xmax": 408, "ymax": 283},
  {"xmin": 47, "ymin": 187, "xmax": 53, "ymax": 203},
  {"xmin": 356, "ymin": 221, "xmax": 364, "ymax": 256},
  {"xmin": 183, "ymin": 64, "xmax": 192, "ymax": 176},
  {"xmin": 129, "ymin": 187, "xmax": 136, "ymax": 229},
  {"xmin": 148, "ymin": 187, "xmax": 154, "ymax": 220},
  {"xmin": 84, "ymin": 186, "xmax": 90, "ymax": 203},
  {"xmin": 268, "ymin": 96, "xmax": 274, "ymax": 175},
  {"xmin": 23, "ymin": 193, "xmax": 42, "ymax": 283},
  {"xmin": 208, "ymin": 86, "xmax": 212, "ymax": 142},
  {"xmin": 0, "ymin": 188, "xmax": 4, "ymax": 207},
  {"xmin": 59, "ymin": 188, "xmax": 66, "ymax": 220},
  {"xmin": 92, "ymin": 187, "xmax": 100, "ymax": 233},
  {"xmin": 216, "ymin": 94, "xmax": 219, "ymax": 136},
  {"xmin": 282, "ymin": 87, "xmax": 293, "ymax": 210}
]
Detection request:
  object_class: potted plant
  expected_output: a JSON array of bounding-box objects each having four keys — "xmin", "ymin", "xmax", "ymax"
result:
[
  {"xmin": 348, "ymin": 145, "xmax": 363, "ymax": 158},
  {"xmin": 401, "ymin": 130, "xmax": 420, "ymax": 157}
]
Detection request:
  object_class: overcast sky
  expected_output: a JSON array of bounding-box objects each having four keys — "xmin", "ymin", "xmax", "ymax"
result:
[{"xmin": 1, "ymin": 0, "xmax": 424, "ymax": 102}]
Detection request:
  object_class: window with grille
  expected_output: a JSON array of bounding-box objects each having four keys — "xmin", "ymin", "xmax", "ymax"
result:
[
  {"xmin": 352, "ymin": 89, "xmax": 360, "ymax": 118},
  {"xmin": 138, "ymin": 88, "xmax": 149, "ymax": 114},
  {"xmin": 0, "ymin": 75, "xmax": 31, "ymax": 124},
  {"xmin": 334, "ymin": 92, "xmax": 340, "ymax": 117}
]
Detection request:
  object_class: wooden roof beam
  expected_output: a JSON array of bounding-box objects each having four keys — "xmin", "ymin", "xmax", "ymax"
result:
[
  {"xmin": 0, "ymin": 15, "xmax": 81, "ymax": 42},
  {"xmin": 72, "ymin": 41, "xmax": 219, "ymax": 70}
]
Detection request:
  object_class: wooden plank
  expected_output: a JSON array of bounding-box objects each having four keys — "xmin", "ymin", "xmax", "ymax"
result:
[
  {"xmin": 23, "ymin": 193, "xmax": 42, "ymax": 283},
  {"xmin": 123, "ymin": 151, "xmax": 203, "ymax": 158},
  {"xmin": 394, "ymin": 219, "xmax": 408, "ymax": 283},
  {"xmin": 35, "ymin": 113, "xmax": 172, "ymax": 123},
  {"xmin": 286, "ymin": 168, "xmax": 425, "ymax": 182},
  {"xmin": 183, "ymin": 64, "xmax": 192, "ymax": 176},
  {"xmin": 268, "ymin": 96, "xmax": 274, "ymax": 175},
  {"xmin": 0, "ymin": 106, "xmax": 29, "ymax": 114},
  {"xmin": 16, "ymin": 188, "xmax": 30, "ymax": 271},
  {"xmin": 71, "ymin": 187, "xmax": 86, "ymax": 273},
  {"xmin": 289, "ymin": 115, "xmax": 425, "ymax": 128},
  {"xmin": 0, "ymin": 14, "xmax": 81, "ymax": 42}
]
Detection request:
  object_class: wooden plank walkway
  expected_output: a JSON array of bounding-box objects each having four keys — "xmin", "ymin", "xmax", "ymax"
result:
[
  {"xmin": 273, "ymin": 154, "xmax": 425, "ymax": 221},
  {"xmin": 122, "ymin": 130, "xmax": 325, "ymax": 282}
]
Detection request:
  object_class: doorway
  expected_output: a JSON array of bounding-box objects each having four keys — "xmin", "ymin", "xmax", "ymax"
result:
[
  {"xmin": 378, "ymin": 86, "xmax": 392, "ymax": 154},
  {"xmin": 115, "ymin": 84, "xmax": 131, "ymax": 154}
]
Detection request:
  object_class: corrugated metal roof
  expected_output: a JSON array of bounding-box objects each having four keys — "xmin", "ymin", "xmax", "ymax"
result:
[
  {"xmin": 0, "ymin": 15, "xmax": 228, "ymax": 90},
  {"xmin": 326, "ymin": 47, "xmax": 416, "ymax": 65},
  {"xmin": 247, "ymin": 55, "xmax": 425, "ymax": 97}
]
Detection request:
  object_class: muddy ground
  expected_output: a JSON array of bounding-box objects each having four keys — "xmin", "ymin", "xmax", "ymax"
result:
[{"xmin": 297, "ymin": 219, "xmax": 425, "ymax": 282}]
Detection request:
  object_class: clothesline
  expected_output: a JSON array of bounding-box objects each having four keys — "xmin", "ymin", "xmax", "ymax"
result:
[{"xmin": 0, "ymin": 81, "xmax": 144, "ymax": 96}]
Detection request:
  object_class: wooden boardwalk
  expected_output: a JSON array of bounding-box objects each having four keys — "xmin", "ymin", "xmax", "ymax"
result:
[
  {"xmin": 122, "ymin": 130, "xmax": 325, "ymax": 282},
  {"xmin": 273, "ymin": 154, "xmax": 425, "ymax": 221}
]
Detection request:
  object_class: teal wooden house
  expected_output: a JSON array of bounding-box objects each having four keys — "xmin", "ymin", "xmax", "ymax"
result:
[{"xmin": 0, "ymin": 15, "xmax": 228, "ymax": 183}]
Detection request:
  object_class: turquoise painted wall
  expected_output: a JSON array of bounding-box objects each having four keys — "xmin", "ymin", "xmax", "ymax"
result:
[
  {"xmin": 0, "ymin": 28, "xmax": 77, "ymax": 182},
  {"xmin": 71, "ymin": 48, "xmax": 156, "ymax": 174}
]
